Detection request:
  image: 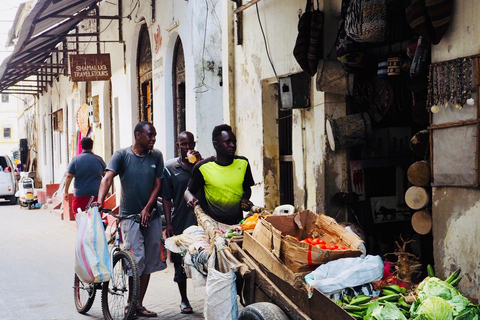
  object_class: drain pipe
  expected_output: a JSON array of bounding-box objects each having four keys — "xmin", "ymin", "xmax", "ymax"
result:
[{"xmin": 223, "ymin": 1, "xmax": 236, "ymax": 131}]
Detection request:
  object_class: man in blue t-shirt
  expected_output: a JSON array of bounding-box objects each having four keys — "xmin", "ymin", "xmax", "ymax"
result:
[
  {"xmin": 97, "ymin": 121, "xmax": 165, "ymax": 318},
  {"xmin": 64, "ymin": 137, "xmax": 106, "ymax": 215}
]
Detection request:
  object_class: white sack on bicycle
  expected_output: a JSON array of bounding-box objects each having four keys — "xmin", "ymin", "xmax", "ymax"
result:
[{"xmin": 75, "ymin": 206, "xmax": 112, "ymax": 283}]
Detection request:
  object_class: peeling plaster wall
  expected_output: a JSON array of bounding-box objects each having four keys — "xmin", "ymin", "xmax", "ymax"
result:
[
  {"xmin": 228, "ymin": 1, "xmax": 331, "ymax": 211},
  {"xmin": 35, "ymin": 0, "xmax": 224, "ymax": 186},
  {"xmin": 37, "ymin": 75, "xmax": 76, "ymax": 184},
  {"xmin": 84, "ymin": 0, "xmax": 223, "ymax": 159},
  {"xmin": 432, "ymin": 187, "xmax": 480, "ymax": 299},
  {"xmin": 260, "ymin": 79, "xmax": 280, "ymax": 209},
  {"xmin": 430, "ymin": 2, "xmax": 480, "ymax": 300}
]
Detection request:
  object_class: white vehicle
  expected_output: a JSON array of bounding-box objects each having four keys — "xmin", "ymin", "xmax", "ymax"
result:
[
  {"xmin": 16, "ymin": 172, "xmax": 38, "ymax": 208},
  {"xmin": 0, "ymin": 155, "xmax": 17, "ymax": 204}
]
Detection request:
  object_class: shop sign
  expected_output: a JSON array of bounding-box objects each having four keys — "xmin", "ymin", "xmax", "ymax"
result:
[{"xmin": 70, "ymin": 54, "xmax": 111, "ymax": 81}]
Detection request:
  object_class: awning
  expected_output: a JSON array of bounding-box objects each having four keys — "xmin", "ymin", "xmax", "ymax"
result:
[{"xmin": 0, "ymin": 0, "xmax": 114, "ymax": 95}]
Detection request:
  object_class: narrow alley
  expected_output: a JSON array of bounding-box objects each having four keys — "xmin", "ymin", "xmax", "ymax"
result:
[{"xmin": 0, "ymin": 203, "xmax": 205, "ymax": 320}]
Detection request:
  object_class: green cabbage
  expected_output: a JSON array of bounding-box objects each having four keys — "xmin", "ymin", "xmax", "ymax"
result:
[
  {"xmin": 364, "ymin": 301, "xmax": 407, "ymax": 320},
  {"xmin": 453, "ymin": 307, "xmax": 479, "ymax": 320},
  {"xmin": 417, "ymin": 277, "xmax": 470, "ymax": 315},
  {"xmin": 414, "ymin": 297, "xmax": 453, "ymax": 320}
]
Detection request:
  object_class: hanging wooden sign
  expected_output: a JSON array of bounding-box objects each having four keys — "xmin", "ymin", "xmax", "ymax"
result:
[{"xmin": 70, "ymin": 54, "xmax": 111, "ymax": 82}]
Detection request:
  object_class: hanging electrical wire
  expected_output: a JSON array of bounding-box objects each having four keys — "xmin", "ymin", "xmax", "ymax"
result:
[
  {"xmin": 255, "ymin": 3, "xmax": 278, "ymax": 83},
  {"xmin": 194, "ymin": 0, "xmax": 223, "ymax": 93},
  {"xmin": 193, "ymin": 0, "xmax": 210, "ymax": 94},
  {"xmin": 124, "ymin": 0, "xmax": 140, "ymax": 19},
  {"xmin": 206, "ymin": 0, "xmax": 222, "ymax": 32}
]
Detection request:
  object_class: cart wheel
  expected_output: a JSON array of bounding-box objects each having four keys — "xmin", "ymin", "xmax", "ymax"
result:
[{"xmin": 238, "ymin": 302, "xmax": 289, "ymax": 320}]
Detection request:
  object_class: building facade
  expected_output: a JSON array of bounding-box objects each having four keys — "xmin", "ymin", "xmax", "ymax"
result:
[{"xmin": 1, "ymin": 0, "xmax": 479, "ymax": 300}]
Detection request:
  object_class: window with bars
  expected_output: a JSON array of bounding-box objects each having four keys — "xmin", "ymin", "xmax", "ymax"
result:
[
  {"xmin": 3, "ymin": 128, "xmax": 11, "ymax": 139},
  {"xmin": 278, "ymin": 108, "xmax": 294, "ymax": 205}
]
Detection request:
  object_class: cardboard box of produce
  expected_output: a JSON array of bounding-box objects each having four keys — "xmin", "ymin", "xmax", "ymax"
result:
[
  {"xmin": 243, "ymin": 230, "xmax": 307, "ymax": 288},
  {"xmin": 251, "ymin": 210, "xmax": 364, "ymax": 273}
]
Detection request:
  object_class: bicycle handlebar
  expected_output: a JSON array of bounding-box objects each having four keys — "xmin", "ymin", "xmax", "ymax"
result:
[{"xmin": 98, "ymin": 208, "xmax": 141, "ymax": 223}]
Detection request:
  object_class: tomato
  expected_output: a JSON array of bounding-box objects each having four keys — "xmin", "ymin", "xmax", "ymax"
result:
[
  {"xmin": 311, "ymin": 238, "xmax": 321, "ymax": 245},
  {"xmin": 339, "ymin": 247, "xmax": 347, "ymax": 250},
  {"xmin": 331, "ymin": 245, "xmax": 338, "ymax": 250},
  {"xmin": 319, "ymin": 244, "xmax": 327, "ymax": 250},
  {"xmin": 318, "ymin": 239, "xmax": 326, "ymax": 245},
  {"xmin": 294, "ymin": 236, "xmax": 300, "ymax": 241},
  {"xmin": 304, "ymin": 237, "xmax": 314, "ymax": 244}
]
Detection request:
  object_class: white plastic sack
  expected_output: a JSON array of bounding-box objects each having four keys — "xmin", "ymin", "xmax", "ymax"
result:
[
  {"xmin": 305, "ymin": 255, "xmax": 384, "ymax": 295},
  {"xmin": 204, "ymin": 249, "xmax": 238, "ymax": 320},
  {"xmin": 165, "ymin": 234, "xmax": 196, "ymax": 253},
  {"xmin": 75, "ymin": 207, "xmax": 112, "ymax": 283},
  {"xmin": 184, "ymin": 252, "xmax": 207, "ymax": 287},
  {"xmin": 164, "ymin": 225, "xmax": 210, "ymax": 254}
]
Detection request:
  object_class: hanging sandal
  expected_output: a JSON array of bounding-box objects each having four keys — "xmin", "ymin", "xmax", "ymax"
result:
[
  {"xmin": 135, "ymin": 306, "xmax": 157, "ymax": 318},
  {"xmin": 179, "ymin": 301, "xmax": 193, "ymax": 314}
]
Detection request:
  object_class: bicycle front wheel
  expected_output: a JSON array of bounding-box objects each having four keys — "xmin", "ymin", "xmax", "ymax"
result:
[
  {"xmin": 101, "ymin": 250, "xmax": 140, "ymax": 320},
  {"xmin": 74, "ymin": 273, "xmax": 96, "ymax": 314}
]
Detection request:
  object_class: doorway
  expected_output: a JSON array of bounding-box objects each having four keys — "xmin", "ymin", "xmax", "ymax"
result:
[
  {"xmin": 172, "ymin": 37, "xmax": 186, "ymax": 157},
  {"xmin": 137, "ymin": 24, "xmax": 153, "ymax": 122}
]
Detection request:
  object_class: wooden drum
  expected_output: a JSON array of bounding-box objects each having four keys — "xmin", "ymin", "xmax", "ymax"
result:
[
  {"xmin": 407, "ymin": 161, "xmax": 431, "ymax": 187},
  {"xmin": 405, "ymin": 186, "xmax": 430, "ymax": 210},
  {"xmin": 411, "ymin": 210, "xmax": 432, "ymax": 235},
  {"xmin": 326, "ymin": 112, "xmax": 372, "ymax": 151}
]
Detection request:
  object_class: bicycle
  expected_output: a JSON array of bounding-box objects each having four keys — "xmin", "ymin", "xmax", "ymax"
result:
[{"xmin": 73, "ymin": 207, "xmax": 141, "ymax": 320}]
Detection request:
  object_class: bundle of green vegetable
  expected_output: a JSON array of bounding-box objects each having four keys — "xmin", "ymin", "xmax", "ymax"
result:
[
  {"xmin": 338, "ymin": 268, "xmax": 480, "ymax": 320},
  {"xmin": 410, "ymin": 271, "xmax": 479, "ymax": 320},
  {"xmin": 339, "ymin": 284, "xmax": 410, "ymax": 319}
]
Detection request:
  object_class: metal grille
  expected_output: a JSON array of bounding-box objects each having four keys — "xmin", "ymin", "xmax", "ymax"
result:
[{"xmin": 278, "ymin": 108, "xmax": 293, "ymax": 204}]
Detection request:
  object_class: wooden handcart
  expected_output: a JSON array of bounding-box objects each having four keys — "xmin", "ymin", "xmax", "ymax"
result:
[{"xmin": 194, "ymin": 206, "xmax": 354, "ymax": 320}]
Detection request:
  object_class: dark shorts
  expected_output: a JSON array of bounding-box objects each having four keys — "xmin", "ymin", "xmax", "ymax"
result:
[{"xmin": 171, "ymin": 252, "xmax": 187, "ymax": 283}]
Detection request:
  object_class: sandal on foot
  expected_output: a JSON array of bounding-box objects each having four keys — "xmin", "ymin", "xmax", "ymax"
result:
[
  {"xmin": 136, "ymin": 306, "xmax": 157, "ymax": 318},
  {"xmin": 180, "ymin": 301, "xmax": 193, "ymax": 314},
  {"xmin": 125, "ymin": 306, "xmax": 138, "ymax": 320}
]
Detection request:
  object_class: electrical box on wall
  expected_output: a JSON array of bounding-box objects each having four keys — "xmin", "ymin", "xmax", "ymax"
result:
[{"xmin": 279, "ymin": 72, "xmax": 311, "ymax": 110}]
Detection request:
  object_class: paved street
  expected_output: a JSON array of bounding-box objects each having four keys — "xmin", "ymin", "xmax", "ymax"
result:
[{"xmin": 0, "ymin": 202, "xmax": 206, "ymax": 320}]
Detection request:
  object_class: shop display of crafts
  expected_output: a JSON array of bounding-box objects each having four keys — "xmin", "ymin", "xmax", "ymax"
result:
[{"xmin": 427, "ymin": 57, "xmax": 476, "ymax": 113}]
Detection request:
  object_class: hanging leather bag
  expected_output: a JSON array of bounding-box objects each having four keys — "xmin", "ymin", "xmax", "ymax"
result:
[{"xmin": 293, "ymin": 0, "xmax": 324, "ymax": 76}]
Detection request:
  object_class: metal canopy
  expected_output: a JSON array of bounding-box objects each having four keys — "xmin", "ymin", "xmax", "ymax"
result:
[{"xmin": 0, "ymin": 0, "xmax": 103, "ymax": 95}]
